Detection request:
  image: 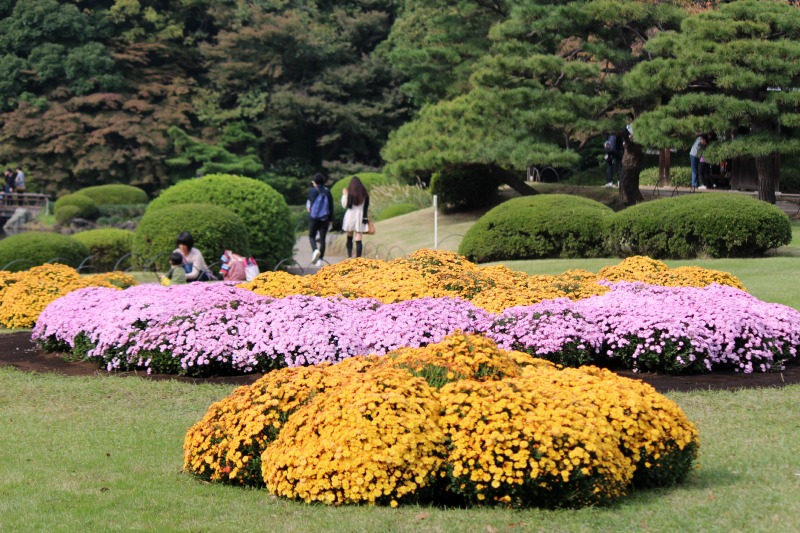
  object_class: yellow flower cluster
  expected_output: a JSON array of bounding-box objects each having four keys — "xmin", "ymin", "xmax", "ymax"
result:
[
  {"xmin": 184, "ymin": 333, "xmax": 699, "ymax": 508},
  {"xmin": 262, "ymin": 367, "xmax": 445, "ymax": 507},
  {"xmin": 239, "ymin": 250, "xmax": 744, "ymax": 313},
  {"xmin": 183, "ymin": 358, "xmax": 377, "ymax": 486},
  {"xmin": 598, "ymin": 257, "xmax": 745, "ymax": 290},
  {"xmin": 0, "ymin": 264, "xmax": 137, "ymax": 328}
]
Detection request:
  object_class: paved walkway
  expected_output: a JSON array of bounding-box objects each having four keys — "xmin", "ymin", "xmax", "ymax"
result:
[{"xmin": 291, "ymin": 230, "xmax": 348, "ymax": 275}]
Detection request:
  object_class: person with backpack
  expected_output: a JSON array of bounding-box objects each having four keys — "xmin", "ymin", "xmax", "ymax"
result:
[
  {"xmin": 307, "ymin": 173, "xmax": 334, "ymax": 266},
  {"xmin": 341, "ymin": 175, "xmax": 370, "ymax": 258},
  {"xmin": 603, "ymin": 132, "xmax": 623, "ymax": 188}
]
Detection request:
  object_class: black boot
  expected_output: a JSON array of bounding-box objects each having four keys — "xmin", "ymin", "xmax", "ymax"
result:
[
  {"xmin": 356, "ymin": 241, "xmax": 363, "ymax": 258},
  {"xmin": 346, "ymin": 236, "xmax": 353, "ymax": 258}
]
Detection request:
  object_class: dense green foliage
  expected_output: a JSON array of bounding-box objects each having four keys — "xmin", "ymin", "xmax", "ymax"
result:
[
  {"xmin": 77, "ymin": 184, "xmax": 148, "ymax": 206},
  {"xmin": 459, "ymin": 195, "xmax": 613, "ymax": 262},
  {"xmin": 0, "ymin": 232, "xmax": 89, "ymax": 271},
  {"xmin": 146, "ymin": 174, "xmax": 292, "ymax": 268},
  {"xmin": 430, "ymin": 167, "xmax": 500, "ymax": 210},
  {"xmin": 604, "ymin": 194, "xmax": 792, "ymax": 258},
  {"xmin": 54, "ymin": 206, "xmax": 82, "ymax": 226},
  {"xmin": 72, "ymin": 229, "xmax": 135, "ymax": 272},
  {"xmin": 375, "ymin": 203, "xmax": 420, "ymax": 221},
  {"xmin": 53, "ymin": 193, "xmax": 99, "ymax": 222},
  {"xmin": 132, "ymin": 203, "xmax": 249, "ymax": 271}
]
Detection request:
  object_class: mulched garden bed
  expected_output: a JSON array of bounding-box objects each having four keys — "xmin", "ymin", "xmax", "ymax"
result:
[{"xmin": 1, "ymin": 332, "xmax": 798, "ymax": 393}]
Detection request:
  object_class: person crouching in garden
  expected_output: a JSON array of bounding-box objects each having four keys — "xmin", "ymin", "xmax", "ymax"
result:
[
  {"xmin": 174, "ymin": 231, "xmax": 214, "ymax": 281},
  {"xmin": 160, "ymin": 252, "xmax": 189, "ymax": 286},
  {"xmin": 341, "ymin": 176, "xmax": 370, "ymax": 258}
]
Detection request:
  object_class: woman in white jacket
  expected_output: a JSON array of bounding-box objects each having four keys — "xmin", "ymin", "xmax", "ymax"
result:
[{"xmin": 340, "ymin": 176, "xmax": 370, "ymax": 258}]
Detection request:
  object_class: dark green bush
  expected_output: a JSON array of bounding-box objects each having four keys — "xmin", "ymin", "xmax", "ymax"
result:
[
  {"xmin": 430, "ymin": 167, "xmax": 500, "ymax": 211},
  {"xmin": 459, "ymin": 195, "xmax": 614, "ymax": 262},
  {"xmin": 146, "ymin": 174, "xmax": 292, "ymax": 268},
  {"xmin": 376, "ymin": 203, "xmax": 419, "ymax": 221},
  {"xmin": 0, "ymin": 232, "xmax": 89, "ymax": 272},
  {"xmin": 72, "ymin": 228, "xmax": 135, "ymax": 271},
  {"xmin": 639, "ymin": 166, "xmax": 692, "ymax": 187},
  {"xmin": 132, "ymin": 203, "xmax": 250, "ymax": 270},
  {"xmin": 604, "ymin": 193, "xmax": 792, "ymax": 258},
  {"xmin": 330, "ymin": 172, "xmax": 394, "ymax": 228},
  {"xmin": 54, "ymin": 193, "xmax": 99, "ymax": 221},
  {"xmin": 77, "ymin": 184, "xmax": 148, "ymax": 205},
  {"xmin": 55, "ymin": 205, "xmax": 82, "ymax": 226}
]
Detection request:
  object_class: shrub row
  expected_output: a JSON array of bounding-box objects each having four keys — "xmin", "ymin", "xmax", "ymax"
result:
[
  {"xmin": 182, "ymin": 333, "xmax": 699, "ymax": 508},
  {"xmin": 459, "ymin": 193, "xmax": 791, "ymax": 261},
  {"xmin": 54, "ymin": 185, "xmax": 148, "ymax": 225}
]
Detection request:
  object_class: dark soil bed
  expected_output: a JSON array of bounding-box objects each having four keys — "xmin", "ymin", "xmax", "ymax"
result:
[{"xmin": 1, "ymin": 332, "xmax": 798, "ymax": 393}]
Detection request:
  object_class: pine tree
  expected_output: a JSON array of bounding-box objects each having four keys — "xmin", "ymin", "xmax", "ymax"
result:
[{"xmin": 627, "ymin": 0, "xmax": 800, "ymax": 203}]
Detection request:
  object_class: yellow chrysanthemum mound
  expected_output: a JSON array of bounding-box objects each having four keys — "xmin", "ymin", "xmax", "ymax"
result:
[
  {"xmin": 377, "ymin": 332, "xmax": 554, "ymax": 387},
  {"xmin": 0, "ymin": 264, "xmax": 137, "ymax": 328},
  {"xmin": 238, "ymin": 251, "xmax": 744, "ymax": 313},
  {"xmin": 598, "ymin": 256, "xmax": 745, "ymax": 290},
  {"xmin": 261, "ymin": 367, "xmax": 445, "ymax": 507},
  {"xmin": 183, "ymin": 358, "xmax": 377, "ymax": 486}
]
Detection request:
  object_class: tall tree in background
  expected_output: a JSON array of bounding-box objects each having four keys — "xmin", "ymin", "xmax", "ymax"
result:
[
  {"xmin": 382, "ymin": 0, "xmax": 687, "ymax": 205},
  {"xmin": 198, "ymin": 0, "xmax": 408, "ymax": 177},
  {"xmin": 628, "ymin": 0, "xmax": 800, "ymax": 204}
]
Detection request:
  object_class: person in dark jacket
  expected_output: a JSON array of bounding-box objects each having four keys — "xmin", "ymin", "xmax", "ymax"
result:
[{"xmin": 306, "ymin": 173, "xmax": 334, "ymax": 266}]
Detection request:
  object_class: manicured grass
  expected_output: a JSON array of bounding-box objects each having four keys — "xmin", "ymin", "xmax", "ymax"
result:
[{"xmin": 0, "ymin": 367, "xmax": 797, "ymax": 531}]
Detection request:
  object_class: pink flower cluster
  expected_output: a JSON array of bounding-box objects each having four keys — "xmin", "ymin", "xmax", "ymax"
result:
[{"xmin": 33, "ymin": 281, "xmax": 800, "ymax": 375}]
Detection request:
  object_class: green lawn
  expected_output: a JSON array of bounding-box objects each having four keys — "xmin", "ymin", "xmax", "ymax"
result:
[{"xmin": 0, "ymin": 369, "xmax": 797, "ymax": 532}]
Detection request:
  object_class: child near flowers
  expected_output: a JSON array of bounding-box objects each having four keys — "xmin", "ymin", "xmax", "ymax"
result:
[{"xmin": 161, "ymin": 252, "xmax": 190, "ymax": 286}]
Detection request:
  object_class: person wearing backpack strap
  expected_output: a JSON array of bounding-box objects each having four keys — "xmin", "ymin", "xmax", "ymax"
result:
[{"xmin": 307, "ymin": 173, "xmax": 333, "ymax": 266}]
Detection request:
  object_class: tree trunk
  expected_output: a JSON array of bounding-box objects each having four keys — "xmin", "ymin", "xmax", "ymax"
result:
[
  {"xmin": 620, "ymin": 139, "xmax": 644, "ymax": 206},
  {"xmin": 755, "ymin": 155, "xmax": 777, "ymax": 204},
  {"xmin": 493, "ymin": 167, "xmax": 539, "ymax": 196}
]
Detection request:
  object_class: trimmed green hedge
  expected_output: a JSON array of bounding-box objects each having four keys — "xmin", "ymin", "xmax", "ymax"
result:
[
  {"xmin": 77, "ymin": 184, "xmax": 148, "ymax": 206},
  {"xmin": 132, "ymin": 203, "xmax": 250, "ymax": 271},
  {"xmin": 459, "ymin": 195, "xmax": 614, "ymax": 262},
  {"xmin": 639, "ymin": 166, "xmax": 692, "ymax": 188},
  {"xmin": 376, "ymin": 203, "xmax": 419, "ymax": 221},
  {"xmin": 55, "ymin": 205, "xmax": 82, "ymax": 226},
  {"xmin": 0, "ymin": 232, "xmax": 89, "ymax": 272},
  {"xmin": 146, "ymin": 174, "xmax": 292, "ymax": 268},
  {"xmin": 53, "ymin": 193, "xmax": 99, "ymax": 222},
  {"xmin": 72, "ymin": 228, "xmax": 135, "ymax": 272},
  {"xmin": 604, "ymin": 193, "xmax": 792, "ymax": 258}
]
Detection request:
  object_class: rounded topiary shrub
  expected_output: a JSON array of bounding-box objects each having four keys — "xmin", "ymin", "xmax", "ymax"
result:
[
  {"xmin": 459, "ymin": 195, "xmax": 614, "ymax": 262},
  {"xmin": 55, "ymin": 205, "xmax": 81, "ymax": 226},
  {"xmin": 76, "ymin": 184, "xmax": 148, "ymax": 205},
  {"xmin": 146, "ymin": 174, "xmax": 292, "ymax": 268},
  {"xmin": 604, "ymin": 193, "xmax": 792, "ymax": 258},
  {"xmin": 376, "ymin": 203, "xmax": 419, "ymax": 221},
  {"xmin": 0, "ymin": 232, "xmax": 89, "ymax": 271},
  {"xmin": 53, "ymin": 193, "xmax": 99, "ymax": 221},
  {"xmin": 72, "ymin": 228, "xmax": 135, "ymax": 272},
  {"xmin": 132, "ymin": 203, "xmax": 250, "ymax": 270}
]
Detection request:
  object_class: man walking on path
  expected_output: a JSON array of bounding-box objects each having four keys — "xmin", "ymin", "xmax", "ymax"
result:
[{"xmin": 306, "ymin": 173, "xmax": 334, "ymax": 266}]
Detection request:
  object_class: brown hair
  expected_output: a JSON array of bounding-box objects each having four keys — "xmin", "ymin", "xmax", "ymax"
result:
[{"xmin": 346, "ymin": 176, "xmax": 368, "ymax": 206}]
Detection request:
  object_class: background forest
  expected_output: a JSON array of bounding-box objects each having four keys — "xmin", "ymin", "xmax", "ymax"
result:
[{"xmin": 0, "ymin": 0, "xmax": 798, "ymax": 205}]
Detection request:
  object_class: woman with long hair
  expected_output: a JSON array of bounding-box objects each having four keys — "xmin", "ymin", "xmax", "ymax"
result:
[{"xmin": 340, "ymin": 176, "xmax": 370, "ymax": 258}]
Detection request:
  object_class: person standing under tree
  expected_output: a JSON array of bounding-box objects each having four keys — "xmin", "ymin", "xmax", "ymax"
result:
[
  {"xmin": 14, "ymin": 167, "xmax": 25, "ymax": 205},
  {"xmin": 689, "ymin": 134, "xmax": 708, "ymax": 189},
  {"xmin": 341, "ymin": 176, "xmax": 370, "ymax": 258},
  {"xmin": 604, "ymin": 132, "xmax": 623, "ymax": 188},
  {"xmin": 307, "ymin": 173, "xmax": 334, "ymax": 266}
]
